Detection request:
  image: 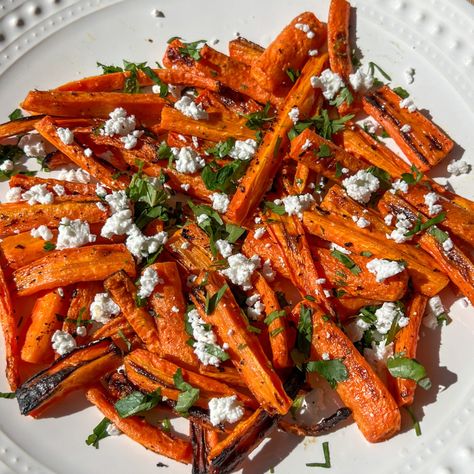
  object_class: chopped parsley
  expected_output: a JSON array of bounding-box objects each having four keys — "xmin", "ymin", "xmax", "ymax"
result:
[
  {"xmin": 173, "ymin": 368, "xmax": 200, "ymax": 416},
  {"xmin": 288, "ymin": 110, "xmax": 354, "ymax": 141},
  {"xmin": 0, "ymin": 392, "xmax": 16, "ymax": 399},
  {"xmin": 243, "ymin": 102, "xmax": 275, "ymax": 130},
  {"xmin": 387, "ymin": 353, "xmax": 431, "ymax": 390},
  {"xmin": 330, "ymin": 249, "xmax": 361, "ymax": 275},
  {"xmin": 286, "ymin": 68, "xmax": 301, "ymax": 83},
  {"xmin": 306, "ymin": 358, "xmax": 349, "ymax": 388},
  {"xmin": 401, "ymin": 164, "xmax": 424, "ymax": 186},
  {"xmin": 330, "ymin": 86, "xmax": 354, "ymax": 107},
  {"xmin": 205, "ymin": 284, "xmax": 228, "ymax": 314},
  {"xmin": 8, "ymin": 109, "xmax": 24, "ymax": 121},
  {"xmin": 404, "ymin": 212, "xmax": 446, "ymax": 237},
  {"xmin": 393, "ymin": 86, "xmax": 410, "ymax": 99},
  {"xmin": 114, "ymin": 389, "xmax": 162, "ymax": 418},
  {"xmin": 206, "ymin": 138, "xmax": 236, "ymax": 159},
  {"xmin": 85, "ymin": 418, "xmax": 113, "ymax": 449},
  {"xmin": 306, "ymin": 441, "xmax": 331, "ymax": 468},
  {"xmin": 201, "ymin": 159, "xmax": 247, "ymax": 193}
]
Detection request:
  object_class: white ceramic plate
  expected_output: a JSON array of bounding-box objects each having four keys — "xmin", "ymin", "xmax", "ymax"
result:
[{"xmin": 0, "ymin": 0, "xmax": 473, "ymax": 473}]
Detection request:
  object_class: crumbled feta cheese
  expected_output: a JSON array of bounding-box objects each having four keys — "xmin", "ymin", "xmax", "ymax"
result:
[
  {"xmin": 95, "ymin": 183, "xmax": 108, "ymax": 198},
  {"xmin": 229, "ymin": 139, "xmax": 257, "ymax": 161},
  {"xmin": 374, "ymin": 302, "xmax": 408, "ymax": 334},
  {"xmin": 172, "ymin": 147, "xmax": 205, "ymax": 174},
  {"xmin": 57, "ymin": 287, "xmax": 64, "ymax": 298},
  {"xmin": 323, "ymin": 289, "xmax": 332, "ymax": 298},
  {"xmin": 330, "ymin": 242, "xmax": 351, "ymax": 255},
  {"xmin": 105, "ymin": 423, "xmax": 122, "ymax": 436},
  {"xmin": 220, "ymin": 253, "xmax": 260, "ymax": 290},
  {"xmin": 52, "ymin": 184, "xmax": 65, "ymax": 196},
  {"xmin": 101, "ymin": 209, "xmax": 134, "ymax": 239},
  {"xmin": 171, "ymin": 306, "xmax": 180, "ymax": 313},
  {"xmin": 424, "ymin": 192, "xmax": 442, "ymax": 216},
  {"xmin": 174, "ymin": 96, "xmax": 208, "ymax": 120},
  {"xmin": 208, "ymin": 395, "xmax": 244, "ymax": 426},
  {"xmin": 18, "ymin": 133, "xmax": 47, "ymax": 158},
  {"xmin": 310, "ymin": 69, "xmax": 345, "ymax": 100},
  {"xmin": 56, "ymin": 218, "xmax": 96, "ymax": 249},
  {"xmin": 76, "ymin": 326, "xmax": 87, "ymax": 337},
  {"xmin": 366, "ymin": 258, "xmax": 405, "ymax": 282},
  {"xmin": 51, "ymin": 330, "xmax": 76, "ymax": 356},
  {"xmin": 120, "ymin": 129, "xmax": 144, "ymax": 150},
  {"xmin": 254, "ymin": 227, "xmax": 267, "ymax": 239},
  {"xmin": 384, "ymin": 213, "xmax": 394, "ymax": 226},
  {"xmin": 211, "ymin": 193, "xmax": 230, "ymax": 213},
  {"xmin": 187, "ymin": 309, "xmax": 226, "ymax": 366},
  {"xmin": 197, "ymin": 214, "xmax": 209, "ymax": 225},
  {"xmin": 215, "ymin": 239, "xmax": 233, "ymax": 258},
  {"xmin": 404, "ymin": 67, "xmax": 415, "ymax": 84},
  {"xmin": 386, "ymin": 213, "xmax": 412, "ymax": 243},
  {"xmin": 349, "ymin": 68, "xmax": 374, "ymax": 93},
  {"xmin": 22, "ymin": 184, "xmax": 54, "ymax": 205},
  {"xmin": 295, "ymin": 22, "xmax": 316, "ymax": 38},
  {"xmin": 352, "ymin": 215, "xmax": 370, "ymax": 228},
  {"xmin": 262, "ymin": 259, "xmax": 275, "ymax": 281},
  {"xmin": 254, "ymin": 217, "xmax": 262, "ymax": 224},
  {"xmin": 246, "ymin": 293, "xmax": 265, "ymax": 320},
  {"xmin": 84, "ymin": 148, "xmax": 93, "ymax": 157},
  {"xmin": 281, "ymin": 193, "xmax": 314, "ymax": 218},
  {"xmin": 321, "ymin": 352, "xmax": 330, "ymax": 360},
  {"xmin": 187, "ymin": 274, "xmax": 197, "ymax": 287},
  {"xmin": 316, "ymin": 278, "xmax": 326, "ymax": 285},
  {"xmin": 442, "ymin": 237, "xmax": 454, "ymax": 252},
  {"xmin": 0, "ymin": 159, "xmax": 14, "ymax": 172},
  {"xmin": 447, "ymin": 159, "xmax": 470, "ymax": 176},
  {"xmin": 345, "ymin": 321, "xmax": 365, "ymax": 342},
  {"xmin": 180, "ymin": 183, "xmax": 191, "ymax": 192},
  {"xmin": 137, "ymin": 267, "xmax": 162, "ymax": 299},
  {"xmin": 5, "ymin": 187, "xmax": 23, "ymax": 203},
  {"xmin": 308, "ymin": 49, "xmax": 318, "ymax": 56},
  {"xmin": 400, "ymin": 124, "xmax": 412, "ymax": 133},
  {"xmin": 342, "ymin": 170, "xmax": 380, "ymax": 204},
  {"xmin": 425, "ymin": 296, "xmax": 446, "ymax": 326},
  {"xmin": 399, "ymin": 97, "xmax": 417, "ymax": 113},
  {"xmin": 390, "ymin": 178, "xmax": 409, "ymax": 194},
  {"xmin": 364, "ymin": 340, "xmax": 394, "ymax": 367},
  {"xmin": 362, "ymin": 117, "xmax": 380, "ymax": 135},
  {"xmin": 57, "ymin": 168, "xmax": 91, "ymax": 183},
  {"xmin": 288, "ymin": 106, "xmax": 300, "ymax": 124},
  {"xmin": 125, "ymin": 227, "xmax": 168, "ymax": 260},
  {"xmin": 30, "ymin": 225, "xmax": 53, "ymax": 241},
  {"xmin": 57, "ymin": 127, "xmax": 74, "ymax": 145},
  {"xmin": 101, "ymin": 107, "xmax": 136, "ymax": 137},
  {"xmin": 90, "ymin": 292, "xmax": 120, "ymax": 324},
  {"xmin": 181, "ymin": 241, "xmax": 190, "ymax": 250},
  {"xmin": 105, "ymin": 190, "xmax": 130, "ymax": 213},
  {"xmin": 301, "ymin": 138, "xmax": 313, "ymax": 151}
]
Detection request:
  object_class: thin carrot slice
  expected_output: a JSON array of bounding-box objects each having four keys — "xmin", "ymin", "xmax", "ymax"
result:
[
  {"xmin": 328, "ymin": 0, "xmax": 352, "ymax": 80},
  {"xmin": 362, "ymin": 86, "xmax": 454, "ymax": 171},
  {"xmin": 14, "ymin": 244, "xmax": 136, "ymax": 296},
  {"xmin": 228, "ymin": 37, "xmax": 264, "ymax": 66}
]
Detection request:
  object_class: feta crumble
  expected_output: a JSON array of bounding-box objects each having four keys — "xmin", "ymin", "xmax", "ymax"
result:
[
  {"xmin": 174, "ymin": 96, "xmax": 208, "ymax": 120},
  {"xmin": 18, "ymin": 133, "xmax": 47, "ymax": 158},
  {"xmin": 101, "ymin": 209, "xmax": 134, "ymax": 239},
  {"xmin": 342, "ymin": 170, "xmax": 380, "ymax": 204},
  {"xmin": 22, "ymin": 184, "xmax": 54, "ymax": 205},
  {"xmin": 0, "ymin": 160, "xmax": 14, "ymax": 172},
  {"xmin": 399, "ymin": 97, "xmax": 417, "ymax": 113},
  {"xmin": 301, "ymin": 138, "xmax": 313, "ymax": 151},
  {"xmin": 281, "ymin": 193, "xmax": 314, "ymax": 218},
  {"xmin": 208, "ymin": 395, "xmax": 244, "ymax": 426},
  {"xmin": 215, "ymin": 239, "xmax": 233, "ymax": 258},
  {"xmin": 384, "ymin": 213, "xmax": 394, "ymax": 226},
  {"xmin": 220, "ymin": 253, "xmax": 260, "ymax": 290},
  {"xmin": 120, "ymin": 130, "xmax": 144, "ymax": 150},
  {"xmin": 330, "ymin": 242, "xmax": 351, "ymax": 255},
  {"xmin": 366, "ymin": 258, "xmax": 405, "ymax": 282},
  {"xmin": 423, "ymin": 295, "xmax": 446, "ymax": 329},
  {"xmin": 57, "ymin": 168, "xmax": 91, "ymax": 183},
  {"xmin": 105, "ymin": 190, "xmax": 130, "ymax": 213},
  {"xmin": 348, "ymin": 68, "xmax": 374, "ymax": 93},
  {"xmin": 84, "ymin": 148, "xmax": 93, "ymax": 157},
  {"xmin": 51, "ymin": 330, "xmax": 76, "ymax": 356},
  {"xmin": 4, "ymin": 187, "xmax": 22, "ymax": 203},
  {"xmin": 261, "ymin": 259, "xmax": 275, "ymax": 281},
  {"xmin": 52, "ymin": 184, "xmax": 65, "ymax": 196},
  {"xmin": 246, "ymin": 293, "xmax": 265, "ymax": 320},
  {"xmin": 56, "ymin": 218, "xmax": 96, "ymax": 250},
  {"xmin": 172, "ymin": 147, "xmax": 205, "ymax": 174},
  {"xmin": 106, "ymin": 423, "xmax": 122, "ymax": 436},
  {"xmin": 254, "ymin": 227, "xmax": 267, "ymax": 239},
  {"xmin": 125, "ymin": 227, "xmax": 168, "ymax": 260},
  {"xmin": 181, "ymin": 183, "xmax": 191, "ymax": 192},
  {"xmin": 352, "ymin": 215, "xmax": 370, "ymax": 228},
  {"xmin": 373, "ymin": 302, "xmax": 408, "ymax": 334},
  {"xmin": 30, "ymin": 225, "xmax": 53, "ymax": 241},
  {"xmin": 229, "ymin": 139, "xmax": 258, "ymax": 161},
  {"xmin": 76, "ymin": 326, "xmax": 87, "ymax": 337},
  {"xmin": 101, "ymin": 107, "xmax": 136, "ymax": 137},
  {"xmin": 390, "ymin": 178, "xmax": 409, "ymax": 194},
  {"xmin": 424, "ymin": 192, "xmax": 442, "ymax": 216},
  {"xmin": 442, "ymin": 236, "xmax": 454, "ymax": 252},
  {"xmin": 90, "ymin": 292, "xmax": 120, "ymax": 324},
  {"xmin": 57, "ymin": 127, "xmax": 74, "ymax": 145},
  {"xmin": 137, "ymin": 267, "xmax": 162, "ymax": 299},
  {"xmin": 364, "ymin": 340, "xmax": 394, "ymax": 367},
  {"xmin": 295, "ymin": 22, "xmax": 316, "ymax": 39},
  {"xmin": 308, "ymin": 49, "xmax": 318, "ymax": 56},
  {"xmin": 404, "ymin": 67, "xmax": 415, "ymax": 84},
  {"xmin": 400, "ymin": 124, "xmax": 412, "ymax": 133},
  {"xmin": 310, "ymin": 69, "xmax": 345, "ymax": 101},
  {"xmin": 386, "ymin": 214, "xmax": 412, "ymax": 244},
  {"xmin": 362, "ymin": 117, "xmax": 380, "ymax": 135},
  {"xmin": 447, "ymin": 159, "xmax": 470, "ymax": 176},
  {"xmin": 288, "ymin": 106, "xmax": 300, "ymax": 124},
  {"xmin": 211, "ymin": 193, "xmax": 230, "ymax": 213}
]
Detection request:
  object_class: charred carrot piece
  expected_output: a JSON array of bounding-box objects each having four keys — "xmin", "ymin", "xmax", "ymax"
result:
[
  {"xmin": 22, "ymin": 90, "xmax": 166, "ymax": 122},
  {"xmin": 9, "ymin": 174, "xmax": 96, "ymax": 196},
  {"xmin": 362, "ymin": 86, "xmax": 454, "ymax": 171},
  {"xmin": 389, "ymin": 294, "xmax": 428, "ymax": 406},
  {"xmin": 35, "ymin": 116, "xmax": 130, "ymax": 190},
  {"xmin": 92, "ymin": 315, "xmax": 135, "ymax": 342},
  {"xmin": 302, "ymin": 209, "xmax": 449, "ymax": 297},
  {"xmin": 21, "ymin": 288, "xmax": 71, "ymax": 364},
  {"xmin": 328, "ymin": 0, "xmax": 352, "ymax": 80},
  {"xmin": 0, "ymin": 200, "xmax": 106, "ymax": 236},
  {"xmin": 333, "ymin": 296, "xmax": 384, "ymax": 320},
  {"xmin": 227, "ymin": 53, "xmax": 328, "ymax": 224},
  {"xmin": 0, "ymin": 265, "xmax": 20, "ymax": 389},
  {"xmin": 307, "ymin": 302, "xmax": 401, "ymax": 442},
  {"xmin": 86, "ymin": 385, "xmax": 193, "ymax": 464},
  {"xmin": 251, "ymin": 12, "xmax": 326, "ymax": 93},
  {"xmin": 147, "ymin": 262, "xmax": 199, "ymax": 369},
  {"xmin": 190, "ymin": 272, "xmax": 292, "ymax": 415},
  {"xmin": 228, "ymin": 37, "xmax": 264, "ymax": 65},
  {"xmin": 14, "ymin": 244, "xmax": 136, "ymax": 297},
  {"xmin": 104, "ymin": 271, "xmax": 161, "ymax": 355}
]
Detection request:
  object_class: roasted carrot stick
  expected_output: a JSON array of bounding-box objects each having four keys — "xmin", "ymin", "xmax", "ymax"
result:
[
  {"xmin": 22, "ymin": 90, "xmax": 166, "ymax": 122},
  {"xmin": 35, "ymin": 116, "xmax": 130, "ymax": 190},
  {"xmin": 92, "ymin": 315, "xmax": 134, "ymax": 341},
  {"xmin": 362, "ymin": 86, "xmax": 454, "ymax": 171},
  {"xmin": 9, "ymin": 174, "xmax": 97, "ymax": 196},
  {"xmin": 21, "ymin": 288, "xmax": 71, "ymax": 364},
  {"xmin": 190, "ymin": 271, "xmax": 292, "ymax": 415},
  {"xmin": 14, "ymin": 244, "xmax": 136, "ymax": 297},
  {"xmin": 0, "ymin": 200, "xmax": 106, "ymax": 236},
  {"xmin": 147, "ymin": 262, "xmax": 198, "ymax": 369},
  {"xmin": 227, "ymin": 53, "xmax": 328, "ymax": 224},
  {"xmin": 86, "ymin": 385, "xmax": 193, "ymax": 464},
  {"xmin": 328, "ymin": 0, "xmax": 352, "ymax": 80},
  {"xmin": 104, "ymin": 271, "xmax": 161, "ymax": 355},
  {"xmin": 251, "ymin": 12, "xmax": 326, "ymax": 93},
  {"xmin": 0, "ymin": 265, "xmax": 20, "ymax": 389},
  {"xmin": 308, "ymin": 302, "xmax": 401, "ymax": 442},
  {"xmin": 228, "ymin": 37, "xmax": 264, "ymax": 65}
]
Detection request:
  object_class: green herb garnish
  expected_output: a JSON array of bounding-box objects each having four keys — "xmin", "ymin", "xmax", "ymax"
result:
[
  {"xmin": 173, "ymin": 368, "xmax": 200, "ymax": 416},
  {"xmin": 387, "ymin": 354, "xmax": 431, "ymax": 390},
  {"xmin": 307, "ymin": 359, "xmax": 348, "ymax": 388}
]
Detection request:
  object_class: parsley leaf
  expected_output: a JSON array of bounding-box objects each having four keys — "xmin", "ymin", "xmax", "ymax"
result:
[
  {"xmin": 296, "ymin": 305, "xmax": 313, "ymax": 360},
  {"xmin": 8, "ymin": 109, "xmax": 24, "ymax": 121},
  {"xmin": 139, "ymin": 65, "xmax": 169, "ymax": 98},
  {"xmin": 427, "ymin": 225, "xmax": 449, "ymax": 244},
  {"xmin": 307, "ymin": 359, "xmax": 349, "ymax": 388},
  {"xmin": 203, "ymin": 343, "xmax": 230, "ymax": 361},
  {"xmin": 201, "ymin": 159, "xmax": 247, "ymax": 193},
  {"xmin": 290, "ymin": 395, "xmax": 304, "ymax": 419},
  {"xmin": 243, "ymin": 102, "xmax": 275, "ymax": 130},
  {"xmin": 264, "ymin": 201, "xmax": 286, "ymax": 215},
  {"xmin": 387, "ymin": 354, "xmax": 432, "ymax": 390},
  {"xmin": 115, "ymin": 389, "xmax": 162, "ymax": 418},
  {"xmin": 206, "ymin": 138, "xmax": 236, "ymax": 159},
  {"xmin": 330, "ymin": 249, "xmax": 361, "ymax": 275},
  {"xmin": 178, "ymin": 40, "xmax": 207, "ymax": 61},
  {"xmin": 404, "ymin": 212, "xmax": 446, "ymax": 237},
  {"xmin": 405, "ymin": 406, "xmax": 422, "ymax": 437},
  {"xmin": 173, "ymin": 368, "xmax": 200, "ymax": 416},
  {"xmin": 401, "ymin": 164, "xmax": 424, "ymax": 185},
  {"xmin": 288, "ymin": 110, "xmax": 354, "ymax": 141},
  {"xmin": 393, "ymin": 86, "xmax": 410, "ymax": 99},
  {"xmin": 0, "ymin": 144, "xmax": 25, "ymax": 181},
  {"xmin": 97, "ymin": 62, "xmax": 124, "ymax": 74},
  {"xmin": 117, "ymin": 329, "xmax": 132, "ymax": 351},
  {"xmin": 264, "ymin": 310, "xmax": 286, "ymax": 325},
  {"xmin": 306, "ymin": 441, "xmax": 331, "ymax": 468},
  {"xmin": 205, "ymin": 284, "xmax": 228, "ymax": 314},
  {"xmin": 286, "ymin": 68, "xmax": 301, "ymax": 83},
  {"xmin": 330, "ymin": 87, "xmax": 354, "ymax": 107},
  {"xmin": 368, "ymin": 61, "xmax": 392, "ymax": 84},
  {"xmin": 43, "ymin": 241, "xmax": 56, "ymax": 251},
  {"xmin": 0, "ymin": 392, "xmax": 16, "ymax": 399},
  {"xmin": 316, "ymin": 143, "xmax": 332, "ymax": 158},
  {"xmin": 85, "ymin": 418, "xmax": 112, "ymax": 449}
]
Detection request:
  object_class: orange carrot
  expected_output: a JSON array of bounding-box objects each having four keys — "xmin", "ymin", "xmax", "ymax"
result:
[
  {"xmin": 228, "ymin": 37, "xmax": 264, "ymax": 65},
  {"xmin": 9, "ymin": 174, "xmax": 96, "ymax": 196},
  {"xmin": 328, "ymin": 0, "xmax": 352, "ymax": 80}
]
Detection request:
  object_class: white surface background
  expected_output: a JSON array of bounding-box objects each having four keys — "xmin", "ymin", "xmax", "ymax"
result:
[{"xmin": 0, "ymin": 0, "xmax": 473, "ymax": 473}]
